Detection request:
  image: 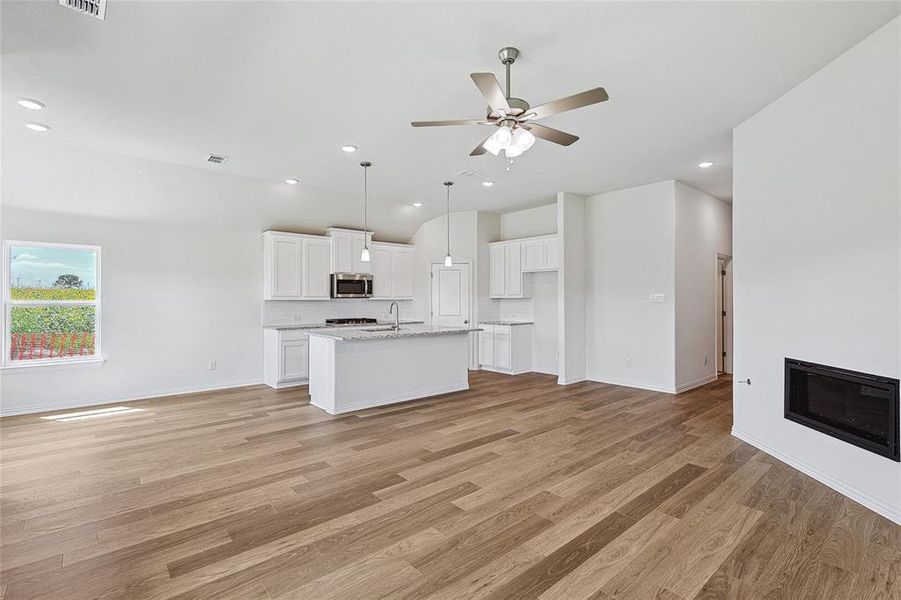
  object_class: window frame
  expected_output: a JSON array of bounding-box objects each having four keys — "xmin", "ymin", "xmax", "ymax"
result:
[{"xmin": 2, "ymin": 240, "xmax": 102, "ymax": 368}]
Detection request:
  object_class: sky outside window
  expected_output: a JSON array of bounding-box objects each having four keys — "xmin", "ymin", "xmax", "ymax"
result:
[{"xmin": 10, "ymin": 245, "xmax": 97, "ymax": 289}]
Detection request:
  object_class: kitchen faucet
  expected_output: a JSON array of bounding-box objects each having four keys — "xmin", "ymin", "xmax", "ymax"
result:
[{"xmin": 388, "ymin": 301, "xmax": 400, "ymax": 330}]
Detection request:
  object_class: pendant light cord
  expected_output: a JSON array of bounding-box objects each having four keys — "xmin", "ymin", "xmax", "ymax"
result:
[
  {"xmin": 444, "ymin": 181, "xmax": 453, "ymax": 257},
  {"xmin": 361, "ymin": 161, "xmax": 371, "ymax": 248}
]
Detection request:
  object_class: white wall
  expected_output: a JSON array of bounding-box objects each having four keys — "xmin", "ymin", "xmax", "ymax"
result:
[
  {"xmin": 585, "ymin": 181, "xmax": 676, "ymax": 392},
  {"xmin": 732, "ymin": 17, "xmax": 900, "ymax": 523},
  {"xmin": 0, "ymin": 208, "xmax": 264, "ymax": 415},
  {"xmin": 674, "ymin": 182, "xmax": 733, "ymax": 390},
  {"xmin": 557, "ymin": 192, "xmax": 587, "ymax": 384},
  {"xmin": 500, "ymin": 204, "xmax": 557, "ymax": 239}
]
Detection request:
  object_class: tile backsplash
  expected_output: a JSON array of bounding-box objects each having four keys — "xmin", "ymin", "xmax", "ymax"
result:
[{"xmin": 262, "ymin": 299, "xmax": 419, "ymax": 327}]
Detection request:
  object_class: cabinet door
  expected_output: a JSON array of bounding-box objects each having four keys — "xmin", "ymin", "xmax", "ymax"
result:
[
  {"xmin": 302, "ymin": 239, "xmax": 331, "ymax": 299},
  {"xmin": 504, "ymin": 243, "xmax": 522, "ymax": 297},
  {"xmin": 370, "ymin": 245, "xmax": 393, "ymax": 298},
  {"xmin": 522, "ymin": 240, "xmax": 546, "ymax": 271},
  {"xmin": 279, "ymin": 340, "xmax": 308, "ymax": 381},
  {"xmin": 480, "ymin": 330, "xmax": 495, "ymax": 367},
  {"xmin": 545, "ymin": 237, "xmax": 560, "ymax": 269},
  {"xmin": 494, "ymin": 333, "xmax": 511, "ymax": 369},
  {"xmin": 490, "ymin": 245, "xmax": 506, "ymax": 297},
  {"xmin": 331, "ymin": 234, "xmax": 353, "ymax": 274},
  {"xmin": 351, "ymin": 235, "xmax": 372, "ymax": 274},
  {"xmin": 270, "ymin": 235, "xmax": 302, "ymax": 298},
  {"xmin": 392, "ymin": 247, "xmax": 414, "ymax": 298}
]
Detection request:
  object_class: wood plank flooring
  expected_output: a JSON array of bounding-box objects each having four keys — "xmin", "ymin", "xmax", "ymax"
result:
[{"xmin": 1, "ymin": 372, "xmax": 897, "ymax": 599}]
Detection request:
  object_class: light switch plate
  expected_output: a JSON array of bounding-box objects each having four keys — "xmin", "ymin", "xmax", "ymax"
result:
[{"xmin": 649, "ymin": 293, "xmax": 667, "ymax": 303}]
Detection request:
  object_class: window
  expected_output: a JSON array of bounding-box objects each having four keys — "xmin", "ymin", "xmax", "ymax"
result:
[{"xmin": 3, "ymin": 241, "xmax": 101, "ymax": 366}]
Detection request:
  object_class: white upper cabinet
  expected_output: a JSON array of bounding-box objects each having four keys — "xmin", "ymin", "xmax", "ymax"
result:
[
  {"xmin": 489, "ymin": 234, "xmax": 558, "ymax": 298},
  {"xmin": 392, "ymin": 247, "xmax": 414, "ymax": 298},
  {"xmin": 263, "ymin": 231, "xmax": 331, "ymax": 300},
  {"xmin": 504, "ymin": 242, "xmax": 523, "ymax": 296},
  {"xmin": 521, "ymin": 235, "xmax": 559, "ymax": 272},
  {"xmin": 301, "ymin": 237, "xmax": 331, "ymax": 299},
  {"xmin": 490, "ymin": 244, "xmax": 506, "ymax": 297},
  {"xmin": 327, "ymin": 228, "xmax": 372, "ymax": 274},
  {"xmin": 370, "ymin": 242, "xmax": 414, "ymax": 299},
  {"xmin": 264, "ymin": 232, "xmax": 302, "ymax": 299}
]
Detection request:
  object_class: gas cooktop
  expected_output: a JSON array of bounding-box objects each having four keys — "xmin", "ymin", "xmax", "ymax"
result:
[{"xmin": 325, "ymin": 318, "xmax": 378, "ymax": 326}]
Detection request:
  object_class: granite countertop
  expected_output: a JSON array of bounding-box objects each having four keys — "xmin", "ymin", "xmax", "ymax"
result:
[
  {"xmin": 307, "ymin": 324, "xmax": 482, "ymax": 342},
  {"xmin": 479, "ymin": 320, "xmax": 534, "ymax": 326},
  {"xmin": 264, "ymin": 320, "xmax": 424, "ymax": 331}
]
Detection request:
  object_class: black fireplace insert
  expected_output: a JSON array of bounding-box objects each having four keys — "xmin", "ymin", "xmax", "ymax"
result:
[{"xmin": 785, "ymin": 358, "xmax": 899, "ymax": 461}]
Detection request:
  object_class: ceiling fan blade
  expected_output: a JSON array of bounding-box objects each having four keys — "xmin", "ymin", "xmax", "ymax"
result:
[
  {"xmin": 524, "ymin": 87, "xmax": 608, "ymax": 121},
  {"xmin": 470, "ymin": 73, "xmax": 511, "ymax": 114},
  {"xmin": 470, "ymin": 133, "xmax": 494, "ymax": 156},
  {"xmin": 524, "ymin": 123, "xmax": 579, "ymax": 146},
  {"xmin": 411, "ymin": 119, "xmax": 486, "ymax": 127}
]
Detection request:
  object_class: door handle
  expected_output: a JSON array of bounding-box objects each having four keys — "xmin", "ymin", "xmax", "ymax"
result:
[{"xmin": 464, "ymin": 320, "xmax": 470, "ymax": 324}]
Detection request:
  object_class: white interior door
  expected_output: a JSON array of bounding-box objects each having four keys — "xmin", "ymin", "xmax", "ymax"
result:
[{"xmin": 431, "ymin": 262, "xmax": 471, "ymax": 328}]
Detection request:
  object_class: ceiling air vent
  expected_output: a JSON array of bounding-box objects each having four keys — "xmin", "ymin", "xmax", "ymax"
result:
[
  {"xmin": 206, "ymin": 154, "xmax": 228, "ymax": 166},
  {"xmin": 58, "ymin": 0, "xmax": 107, "ymax": 20}
]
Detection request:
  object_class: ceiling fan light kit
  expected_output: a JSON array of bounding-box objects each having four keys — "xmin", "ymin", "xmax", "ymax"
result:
[{"xmin": 412, "ymin": 47, "xmax": 608, "ymax": 158}]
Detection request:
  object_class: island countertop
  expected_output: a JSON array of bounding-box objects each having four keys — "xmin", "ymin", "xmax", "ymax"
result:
[{"xmin": 307, "ymin": 324, "xmax": 481, "ymax": 342}]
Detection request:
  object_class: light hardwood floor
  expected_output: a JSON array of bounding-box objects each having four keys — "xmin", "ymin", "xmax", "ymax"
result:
[{"xmin": 1, "ymin": 372, "xmax": 898, "ymax": 599}]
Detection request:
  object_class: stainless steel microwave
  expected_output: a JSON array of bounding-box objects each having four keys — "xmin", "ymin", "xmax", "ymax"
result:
[{"xmin": 330, "ymin": 273, "xmax": 373, "ymax": 298}]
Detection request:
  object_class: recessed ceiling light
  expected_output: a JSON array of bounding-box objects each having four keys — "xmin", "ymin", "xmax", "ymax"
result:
[
  {"xmin": 25, "ymin": 122, "xmax": 50, "ymax": 132},
  {"xmin": 412, "ymin": 202, "xmax": 423, "ymax": 207},
  {"xmin": 482, "ymin": 181, "xmax": 495, "ymax": 187},
  {"xmin": 285, "ymin": 178, "xmax": 300, "ymax": 185},
  {"xmin": 16, "ymin": 98, "xmax": 45, "ymax": 111},
  {"xmin": 697, "ymin": 161, "xmax": 715, "ymax": 169},
  {"xmin": 341, "ymin": 145, "xmax": 358, "ymax": 153}
]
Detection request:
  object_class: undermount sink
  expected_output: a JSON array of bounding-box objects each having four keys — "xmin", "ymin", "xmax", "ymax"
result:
[{"xmin": 361, "ymin": 326, "xmax": 405, "ymax": 332}]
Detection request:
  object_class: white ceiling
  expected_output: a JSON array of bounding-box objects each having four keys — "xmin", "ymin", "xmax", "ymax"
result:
[{"xmin": 3, "ymin": 1, "xmax": 899, "ymax": 240}]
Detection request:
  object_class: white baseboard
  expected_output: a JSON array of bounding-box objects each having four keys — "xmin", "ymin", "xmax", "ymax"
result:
[
  {"xmin": 311, "ymin": 382, "xmax": 469, "ymax": 415},
  {"xmin": 731, "ymin": 427, "xmax": 901, "ymax": 525},
  {"xmin": 0, "ymin": 378, "xmax": 264, "ymax": 417},
  {"xmin": 264, "ymin": 378, "xmax": 308, "ymax": 390},
  {"xmin": 675, "ymin": 374, "xmax": 717, "ymax": 393},
  {"xmin": 557, "ymin": 376, "xmax": 587, "ymax": 385},
  {"xmin": 586, "ymin": 374, "xmax": 676, "ymax": 394}
]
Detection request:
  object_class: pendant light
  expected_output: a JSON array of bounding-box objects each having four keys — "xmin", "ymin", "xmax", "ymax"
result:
[
  {"xmin": 443, "ymin": 181, "xmax": 454, "ymax": 266},
  {"xmin": 360, "ymin": 161, "xmax": 372, "ymax": 262}
]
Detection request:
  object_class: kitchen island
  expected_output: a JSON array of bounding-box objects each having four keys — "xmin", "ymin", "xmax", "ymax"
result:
[{"xmin": 308, "ymin": 324, "xmax": 480, "ymax": 414}]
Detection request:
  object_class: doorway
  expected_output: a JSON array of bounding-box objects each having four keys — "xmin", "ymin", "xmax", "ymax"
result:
[
  {"xmin": 716, "ymin": 255, "xmax": 733, "ymax": 374},
  {"xmin": 430, "ymin": 261, "xmax": 475, "ymax": 367}
]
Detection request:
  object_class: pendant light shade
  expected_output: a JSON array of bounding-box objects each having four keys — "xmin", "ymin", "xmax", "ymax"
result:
[
  {"xmin": 360, "ymin": 161, "xmax": 372, "ymax": 262},
  {"xmin": 444, "ymin": 181, "xmax": 454, "ymax": 267}
]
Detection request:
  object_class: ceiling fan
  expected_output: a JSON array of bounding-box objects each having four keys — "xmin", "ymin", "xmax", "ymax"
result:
[{"xmin": 412, "ymin": 47, "xmax": 608, "ymax": 158}]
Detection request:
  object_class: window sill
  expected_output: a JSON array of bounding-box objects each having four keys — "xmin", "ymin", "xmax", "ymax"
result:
[{"xmin": 1, "ymin": 357, "xmax": 106, "ymax": 373}]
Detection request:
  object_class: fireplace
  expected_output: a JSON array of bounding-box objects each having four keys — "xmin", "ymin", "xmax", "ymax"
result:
[{"xmin": 785, "ymin": 358, "xmax": 899, "ymax": 461}]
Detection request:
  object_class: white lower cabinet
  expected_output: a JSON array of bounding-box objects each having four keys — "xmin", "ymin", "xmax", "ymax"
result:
[
  {"xmin": 264, "ymin": 329, "xmax": 309, "ymax": 388},
  {"xmin": 478, "ymin": 324, "xmax": 532, "ymax": 374}
]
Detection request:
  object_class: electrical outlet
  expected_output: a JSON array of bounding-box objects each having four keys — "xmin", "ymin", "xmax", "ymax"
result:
[
  {"xmin": 208, "ymin": 360, "xmax": 217, "ymax": 371},
  {"xmin": 626, "ymin": 358, "xmax": 632, "ymax": 368}
]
